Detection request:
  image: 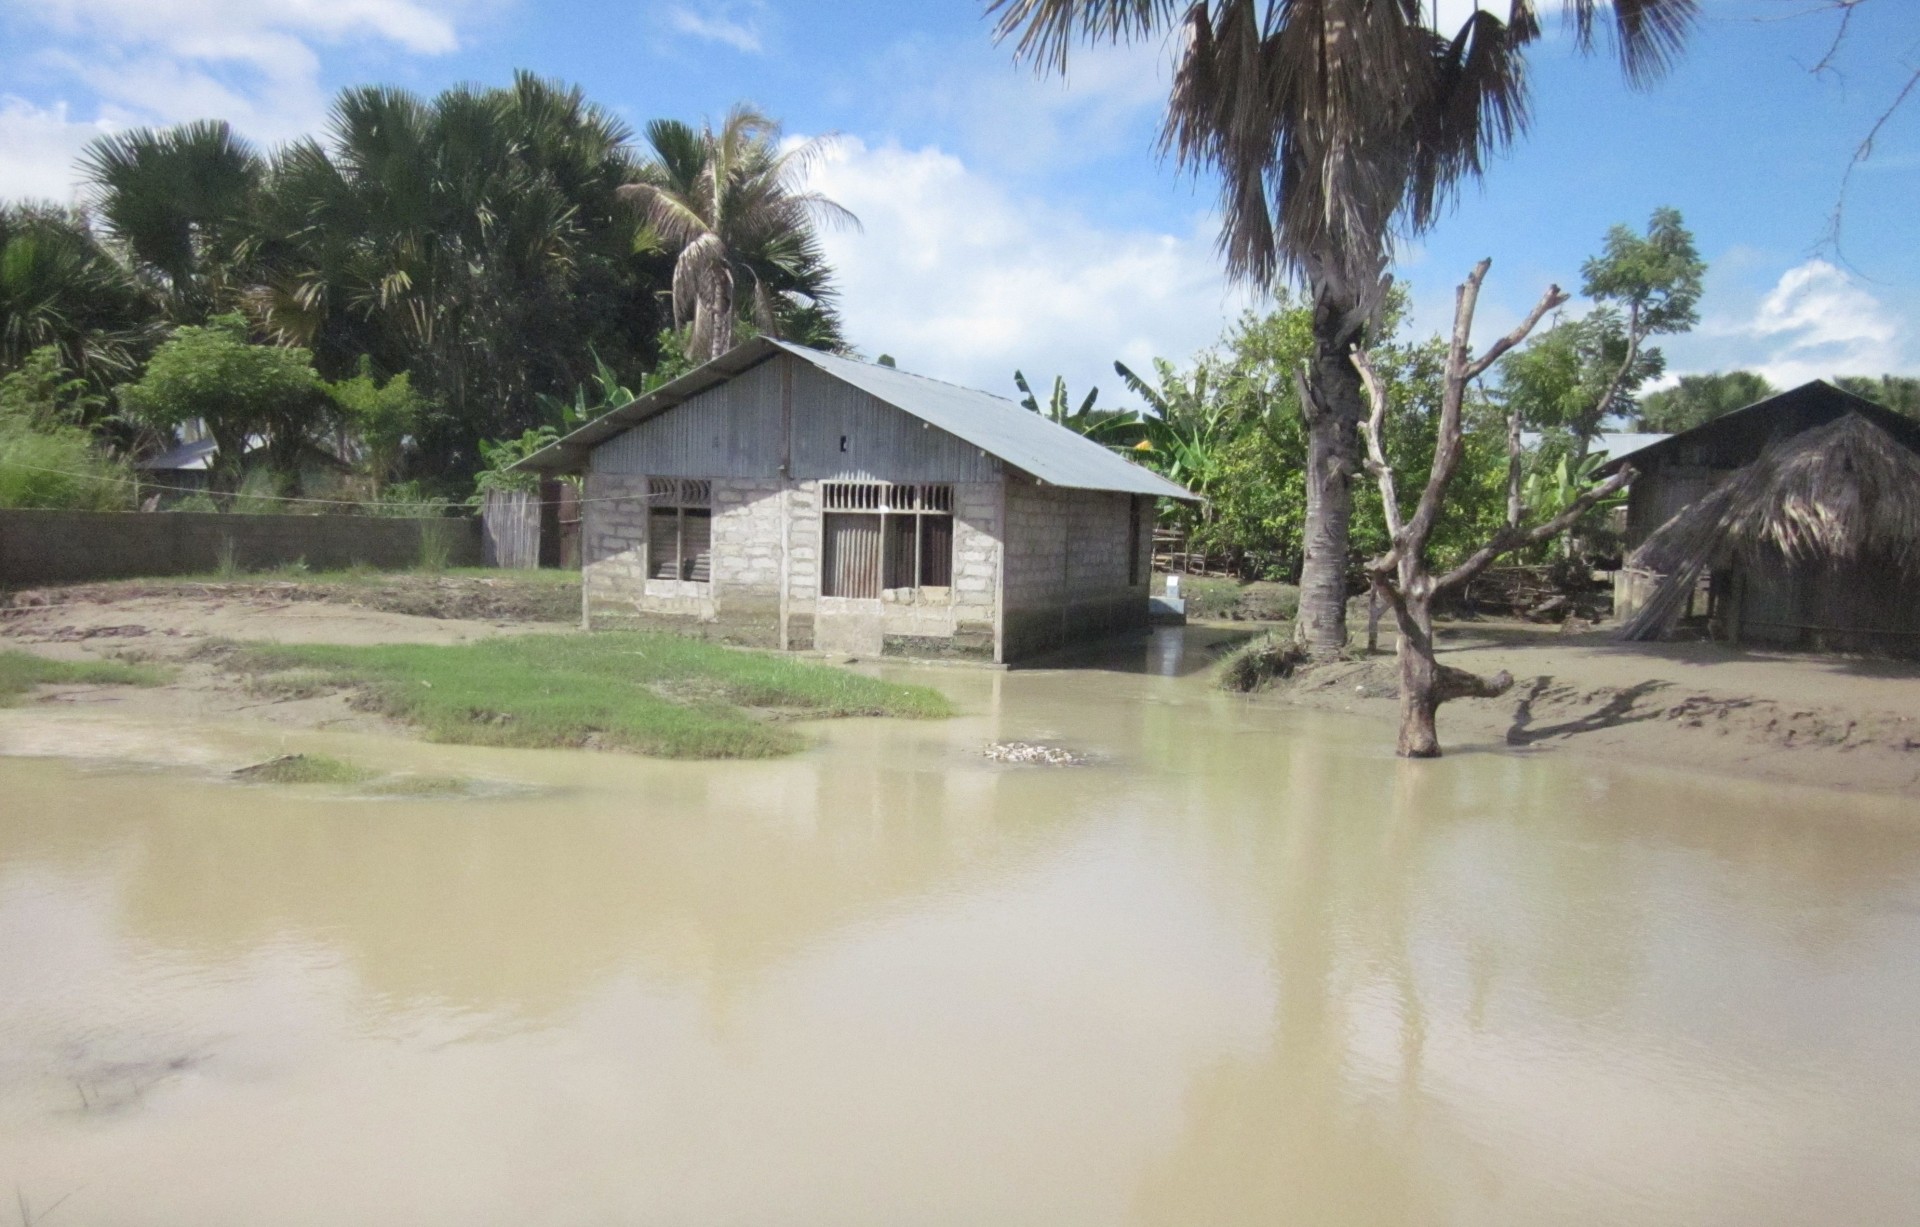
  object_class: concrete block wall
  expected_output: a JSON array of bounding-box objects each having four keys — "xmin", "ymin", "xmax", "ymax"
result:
[
  {"xmin": 581, "ymin": 475, "xmax": 661, "ymax": 618},
  {"xmin": 709, "ymin": 479, "xmax": 784, "ymax": 644},
  {"xmin": 1001, "ymin": 480, "xmax": 1150, "ymax": 660},
  {"xmin": 582, "ymin": 475, "xmax": 784, "ymax": 644},
  {"xmin": 0, "ymin": 509, "xmax": 479, "ymax": 588},
  {"xmin": 782, "ymin": 479, "xmax": 1000, "ymax": 658}
]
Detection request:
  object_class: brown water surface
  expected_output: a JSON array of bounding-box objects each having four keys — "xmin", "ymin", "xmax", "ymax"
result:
[{"xmin": 3, "ymin": 628, "xmax": 1918, "ymax": 1225}]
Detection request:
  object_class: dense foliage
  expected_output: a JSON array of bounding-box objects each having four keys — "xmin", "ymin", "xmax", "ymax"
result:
[
  {"xmin": 0, "ymin": 73, "xmax": 852, "ymax": 511},
  {"xmin": 1115, "ymin": 296, "xmax": 1509, "ymax": 581}
]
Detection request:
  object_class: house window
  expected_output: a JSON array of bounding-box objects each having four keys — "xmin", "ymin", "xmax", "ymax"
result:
[
  {"xmin": 647, "ymin": 478, "xmax": 712, "ymax": 582},
  {"xmin": 821, "ymin": 483, "xmax": 953, "ymax": 598}
]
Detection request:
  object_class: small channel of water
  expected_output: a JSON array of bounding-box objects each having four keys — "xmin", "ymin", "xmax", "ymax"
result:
[{"xmin": 2, "ymin": 628, "xmax": 1917, "ymax": 1225}]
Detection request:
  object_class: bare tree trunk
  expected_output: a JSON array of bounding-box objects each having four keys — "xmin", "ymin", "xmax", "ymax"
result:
[
  {"xmin": 1390, "ymin": 586, "xmax": 1512, "ymax": 758},
  {"xmin": 1352, "ymin": 259, "xmax": 1621, "ymax": 759},
  {"xmin": 1392, "ymin": 591, "xmax": 1443, "ymax": 758},
  {"xmin": 1295, "ymin": 326, "xmax": 1365, "ymax": 659}
]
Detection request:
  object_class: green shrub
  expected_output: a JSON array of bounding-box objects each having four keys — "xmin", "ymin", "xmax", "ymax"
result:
[
  {"xmin": 0, "ymin": 424, "xmax": 133, "ymax": 510},
  {"xmin": 1217, "ymin": 632, "xmax": 1307, "ymax": 693}
]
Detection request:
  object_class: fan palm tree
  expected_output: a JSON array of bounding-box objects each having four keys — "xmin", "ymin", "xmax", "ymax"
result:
[
  {"xmin": 0, "ymin": 204, "xmax": 156, "ymax": 385},
  {"xmin": 79, "ymin": 120, "xmax": 265, "ymax": 324},
  {"xmin": 990, "ymin": 0, "xmax": 1697, "ymax": 657},
  {"xmin": 622, "ymin": 106, "xmax": 858, "ymax": 363},
  {"xmin": 255, "ymin": 73, "xmax": 660, "ymax": 469}
]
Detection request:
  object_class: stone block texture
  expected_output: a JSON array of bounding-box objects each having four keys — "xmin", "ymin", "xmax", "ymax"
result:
[
  {"xmin": 1000, "ymin": 480, "xmax": 1151, "ymax": 660},
  {"xmin": 582, "ymin": 468, "xmax": 1146, "ymax": 662},
  {"xmin": 0, "ymin": 508, "xmax": 479, "ymax": 587}
]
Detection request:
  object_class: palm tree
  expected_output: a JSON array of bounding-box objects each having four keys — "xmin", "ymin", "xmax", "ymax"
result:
[
  {"xmin": 622, "ymin": 106, "xmax": 857, "ymax": 363},
  {"xmin": 254, "ymin": 73, "xmax": 663, "ymax": 471},
  {"xmin": 79, "ymin": 120, "xmax": 265, "ymax": 324},
  {"xmin": 0, "ymin": 204, "xmax": 156, "ymax": 385},
  {"xmin": 990, "ymin": 0, "xmax": 1696, "ymax": 657}
]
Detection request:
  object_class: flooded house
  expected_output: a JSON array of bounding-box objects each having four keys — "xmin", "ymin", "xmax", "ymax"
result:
[
  {"xmin": 515, "ymin": 338, "xmax": 1196, "ymax": 662},
  {"xmin": 1603, "ymin": 380, "xmax": 1920, "ymax": 654}
]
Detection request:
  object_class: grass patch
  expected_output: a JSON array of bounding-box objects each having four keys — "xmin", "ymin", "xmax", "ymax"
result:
[
  {"xmin": 363, "ymin": 774, "xmax": 481, "ymax": 797},
  {"xmin": 232, "ymin": 753, "xmax": 375, "ymax": 785},
  {"xmin": 221, "ymin": 631, "xmax": 952, "ymax": 758},
  {"xmin": 1217, "ymin": 632, "xmax": 1308, "ymax": 693},
  {"xmin": 0, "ymin": 650, "xmax": 170, "ymax": 704},
  {"xmin": 1175, "ymin": 578, "xmax": 1301, "ymax": 623}
]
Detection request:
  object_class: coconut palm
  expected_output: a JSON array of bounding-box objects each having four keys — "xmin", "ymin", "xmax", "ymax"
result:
[
  {"xmin": 622, "ymin": 106, "xmax": 857, "ymax": 363},
  {"xmin": 990, "ymin": 0, "xmax": 1697, "ymax": 657},
  {"xmin": 79, "ymin": 120, "xmax": 265, "ymax": 324}
]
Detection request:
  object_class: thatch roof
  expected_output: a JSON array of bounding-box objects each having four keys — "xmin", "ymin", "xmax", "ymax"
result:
[{"xmin": 1618, "ymin": 411, "xmax": 1920, "ymax": 641}]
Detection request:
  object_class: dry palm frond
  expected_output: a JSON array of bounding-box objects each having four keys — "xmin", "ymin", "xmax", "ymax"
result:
[
  {"xmin": 1620, "ymin": 413, "xmax": 1920, "ymax": 641},
  {"xmin": 990, "ymin": 0, "xmax": 1695, "ymax": 311}
]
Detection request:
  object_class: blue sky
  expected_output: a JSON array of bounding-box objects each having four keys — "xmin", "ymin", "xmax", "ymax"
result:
[{"xmin": 3, "ymin": 0, "xmax": 1916, "ymax": 403}]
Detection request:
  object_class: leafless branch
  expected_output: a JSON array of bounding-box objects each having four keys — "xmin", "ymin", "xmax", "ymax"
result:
[
  {"xmin": 1434, "ymin": 465, "xmax": 1636, "ymax": 595},
  {"xmin": 1352, "ymin": 347, "xmax": 1402, "ymax": 540},
  {"xmin": 1464, "ymin": 280, "xmax": 1570, "ymax": 383},
  {"xmin": 1505, "ymin": 399, "xmax": 1525, "ymax": 529}
]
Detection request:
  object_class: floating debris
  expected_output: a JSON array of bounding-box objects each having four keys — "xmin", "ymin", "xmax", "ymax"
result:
[{"xmin": 983, "ymin": 741, "xmax": 1086, "ymax": 766}]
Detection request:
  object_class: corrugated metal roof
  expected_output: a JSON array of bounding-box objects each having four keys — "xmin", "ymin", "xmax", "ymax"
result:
[
  {"xmin": 516, "ymin": 337, "xmax": 1199, "ymax": 502},
  {"xmin": 137, "ymin": 437, "xmax": 218, "ymax": 472}
]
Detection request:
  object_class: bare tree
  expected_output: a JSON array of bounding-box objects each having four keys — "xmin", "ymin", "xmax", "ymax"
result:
[{"xmin": 1353, "ymin": 260, "xmax": 1637, "ymax": 758}]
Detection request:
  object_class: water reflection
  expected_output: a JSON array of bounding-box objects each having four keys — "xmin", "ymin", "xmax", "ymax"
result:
[{"xmin": 2, "ymin": 630, "xmax": 1918, "ymax": 1225}]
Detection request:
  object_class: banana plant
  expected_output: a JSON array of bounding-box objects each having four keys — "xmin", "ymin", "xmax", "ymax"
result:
[
  {"xmin": 1112, "ymin": 358, "xmax": 1231, "ymax": 499},
  {"xmin": 1012, "ymin": 370, "xmax": 1143, "ymax": 448},
  {"xmin": 534, "ymin": 347, "xmax": 636, "ymax": 430},
  {"xmin": 1524, "ymin": 447, "xmax": 1628, "ymax": 557}
]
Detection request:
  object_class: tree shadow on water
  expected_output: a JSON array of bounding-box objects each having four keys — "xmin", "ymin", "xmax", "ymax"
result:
[{"xmin": 1505, "ymin": 676, "xmax": 1673, "ymax": 747}]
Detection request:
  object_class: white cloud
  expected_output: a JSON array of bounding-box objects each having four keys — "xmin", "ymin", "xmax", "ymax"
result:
[
  {"xmin": 806, "ymin": 137, "xmax": 1257, "ymax": 404},
  {"xmin": 1683, "ymin": 258, "xmax": 1913, "ymax": 386},
  {"xmin": 870, "ymin": 36, "xmax": 1173, "ymax": 176},
  {"xmin": 2, "ymin": 0, "xmax": 472, "ymax": 201},
  {"xmin": 660, "ymin": 2, "xmax": 768, "ymax": 55},
  {"xmin": 0, "ymin": 97, "xmax": 113, "ymax": 201}
]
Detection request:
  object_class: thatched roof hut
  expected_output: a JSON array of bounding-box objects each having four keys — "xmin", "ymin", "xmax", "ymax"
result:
[{"xmin": 1619, "ymin": 410, "xmax": 1920, "ymax": 653}]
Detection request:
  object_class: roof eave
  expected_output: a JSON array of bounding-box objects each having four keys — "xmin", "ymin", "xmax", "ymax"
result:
[{"xmin": 510, "ymin": 338, "xmax": 784, "ymax": 473}]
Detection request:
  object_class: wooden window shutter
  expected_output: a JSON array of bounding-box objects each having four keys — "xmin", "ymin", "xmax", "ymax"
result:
[
  {"xmin": 648, "ymin": 508, "xmax": 680, "ymax": 580},
  {"xmin": 682, "ymin": 509, "xmax": 712, "ymax": 582}
]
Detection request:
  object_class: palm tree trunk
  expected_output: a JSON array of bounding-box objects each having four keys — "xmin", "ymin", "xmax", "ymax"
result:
[
  {"xmin": 702, "ymin": 267, "xmax": 734, "ymax": 362},
  {"xmin": 1296, "ymin": 326, "xmax": 1365, "ymax": 658}
]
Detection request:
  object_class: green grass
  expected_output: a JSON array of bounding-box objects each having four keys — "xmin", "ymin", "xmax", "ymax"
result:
[
  {"xmin": 221, "ymin": 631, "xmax": 953, "ymax": 758},
  {"xmin": 1175, "ymin": 578, "xmax": 1301, "ymax": 623},
  {"xmin": 0, "ymin": 650, "xmax": 170, "ymax": 704},
  {"xmin": 232, "ymin": 753, "xmax": 375, "ymax": 785},
  {"xmin": 363, "ymin": 774, "xmax": 482, "ymax": 797}
]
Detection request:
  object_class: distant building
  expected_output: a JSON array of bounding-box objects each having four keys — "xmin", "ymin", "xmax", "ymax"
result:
[
  {"xmin": 1602, "ymin": 380, "xmax": 1920, "ymax": 654},
  {"xmin": 515, "ymin": 338, "xmax": 1197, "ymax": 662}
]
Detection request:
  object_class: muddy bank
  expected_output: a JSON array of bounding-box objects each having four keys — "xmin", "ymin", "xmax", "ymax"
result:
[
  {"xmin": 4, "ymin": 572, "xmax": 581, "ymax": 626},
  {"xmin": 0, "ymin": 584, "xmax": 568, "ymax": 747},
  {"xmin": 1251, "ymin": 622, "xmax": 1920, "ymax": 797}
]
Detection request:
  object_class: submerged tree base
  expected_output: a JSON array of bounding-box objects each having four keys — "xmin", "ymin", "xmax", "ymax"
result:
[{"xmin": 215, "ymin": 632, "xmax": 953, "ymax": 759}]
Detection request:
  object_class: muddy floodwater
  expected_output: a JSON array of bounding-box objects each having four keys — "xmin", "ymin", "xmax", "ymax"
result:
[{"xmin": 3, "ymin": 629, "xmax": 1919, "ymax": 1225}]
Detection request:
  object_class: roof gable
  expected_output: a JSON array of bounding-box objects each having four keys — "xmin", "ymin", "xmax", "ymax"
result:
[
  {"xmin": 1598, "ymin": 380, "xmax": 1920, "ymax": 475},
  {"xmin": 517, "ymin": 338, "xmax": 1198, "ymax": 502}
]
